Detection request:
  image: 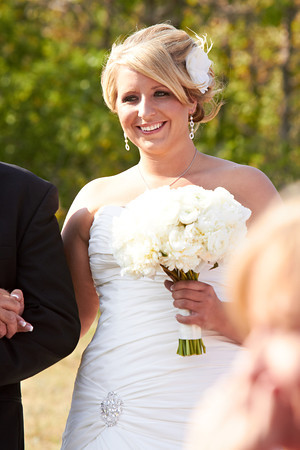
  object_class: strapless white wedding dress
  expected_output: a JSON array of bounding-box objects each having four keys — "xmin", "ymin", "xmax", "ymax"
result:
[{"xmin": 61, "ymin": 205, "xmax": 242, "ymax": 450}]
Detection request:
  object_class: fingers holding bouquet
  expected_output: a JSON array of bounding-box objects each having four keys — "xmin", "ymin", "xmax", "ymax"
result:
[
  {"xmin": 165, "ymin": 279, "xmax": 226, "ymax": 331},
  {"xmin": 0, "ymin": 288, "xmax": 33, "ymax": 338},
  {"xmin": 165, "ymin": 279, "xmax": 243, "ymax": 343}
]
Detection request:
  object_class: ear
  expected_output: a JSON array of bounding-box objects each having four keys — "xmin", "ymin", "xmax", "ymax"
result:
[{"xmin": 189, "ymin": 98, "xmax": 197, "ymax": 115}]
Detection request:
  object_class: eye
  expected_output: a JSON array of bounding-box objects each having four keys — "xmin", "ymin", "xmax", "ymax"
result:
[
  {"xmin": 122, "ymin": 94, "xmax": 138, "ymax": 103},
  {"xmin": 154, "ymin": 90, "xmax": 170, "ymax": 97}
]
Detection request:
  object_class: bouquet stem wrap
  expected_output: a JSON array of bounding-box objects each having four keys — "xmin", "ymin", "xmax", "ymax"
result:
[{"xmin": 161, "ymin": 266, "xmax": 206, "ymax": 356}]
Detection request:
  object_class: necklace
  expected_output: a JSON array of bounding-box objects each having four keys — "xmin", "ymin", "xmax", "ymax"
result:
[{"xmin": 138, "ymin": 148, "xmax": 198, "ymax": 190}]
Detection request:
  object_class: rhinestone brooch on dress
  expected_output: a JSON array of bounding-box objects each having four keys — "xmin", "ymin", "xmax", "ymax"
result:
[{"xmin": 100, "ymin": 391, "xmax": 124, "ymax": 427}]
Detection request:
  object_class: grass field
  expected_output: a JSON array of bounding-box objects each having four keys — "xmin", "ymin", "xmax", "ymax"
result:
[{"xmin": 22, "ymin": 322, "xmax": 96, "ymax": 449}]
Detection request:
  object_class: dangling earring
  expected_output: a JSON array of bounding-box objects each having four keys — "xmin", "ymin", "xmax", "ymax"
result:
[
  {"xmin": 189, "ymin": 115, "xmax": 195, "ymax": 140},
  {"xmin": 124, "ymin": 132, "xmax": 130, "ymax": 151}
]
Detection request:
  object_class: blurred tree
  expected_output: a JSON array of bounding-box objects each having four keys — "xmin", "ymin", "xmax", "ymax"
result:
[{"xmin": 0, "ymin": 0, "xmax": 299, "ymax": 224}]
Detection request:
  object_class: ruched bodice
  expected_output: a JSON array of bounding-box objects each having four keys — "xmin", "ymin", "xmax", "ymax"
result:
[{"xmin": 62, "ymin": 206, "xmax": 242, "ymax": 449}]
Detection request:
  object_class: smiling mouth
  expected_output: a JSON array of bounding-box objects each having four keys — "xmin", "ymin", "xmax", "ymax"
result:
[{"xmin": 139, "ymin": 122, "xmax": 165, "ymax": 132}]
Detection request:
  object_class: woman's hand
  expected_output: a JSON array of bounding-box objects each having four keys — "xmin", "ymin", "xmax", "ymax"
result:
[
  {"xmin": 165, "ymin": 279, "xmax": 224, "ymax": 328},
  {"xmin": 0, "ymin": 288, "xmax": 33, "ymax": 338},
  {"xmin": 165, "ymin": 279, "xmax": 242, "ymax": 343}
]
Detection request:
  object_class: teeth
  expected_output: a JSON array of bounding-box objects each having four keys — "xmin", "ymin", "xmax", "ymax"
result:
[{"xmin": 140, "ymin": 123, "xmax": 163, "ymax": 132}]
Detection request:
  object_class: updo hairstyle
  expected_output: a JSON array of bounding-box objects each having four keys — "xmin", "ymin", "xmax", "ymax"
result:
[{"xmin": 101, "ymin": 23, "xmax": 221, "ymax": 124}]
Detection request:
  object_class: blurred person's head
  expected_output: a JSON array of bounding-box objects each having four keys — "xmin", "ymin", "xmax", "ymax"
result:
[{"xmin": 227, "ymin": 187, "xmax": 300, "ymax": 337}]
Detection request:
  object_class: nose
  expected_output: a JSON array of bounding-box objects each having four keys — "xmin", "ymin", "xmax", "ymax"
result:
[{"xmin": 138, "ymin": 96, "xmax": 155, "ymax": 120}]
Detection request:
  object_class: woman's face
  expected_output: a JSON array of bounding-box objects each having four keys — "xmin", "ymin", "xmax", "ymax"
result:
[{"xmin": 115, "ymin": 66, "xmax": 195, "ymax": 155}]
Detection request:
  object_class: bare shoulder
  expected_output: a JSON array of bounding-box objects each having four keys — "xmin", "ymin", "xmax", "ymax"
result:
[
  {"xmin": 64, "ymin": 176, "xmax": 113, "ymax": 223},
  {"xmin": 62, "ymin": 167, "xmax": 140, "ymax": 240},
  {"xmin": 73, "ymin": 176, "xmax": 116, "ymax": 212},
  {"xmin": 197, "ymin": 155, "xmax": 280, "ymax": 223},
  {"xmin": 67, "ymin": 168, "xmax": 136, "ymax": 215},
  {"xmin": 225, "ymin": 163, "xmax": 276, "ymax": 192},
  {"xmin": 221, "ymin": 162, "xmax": 280, "ymax": 223},
  {"xmin": 61, "ymin": 177, "xmax": 111, "ymax": 243}
]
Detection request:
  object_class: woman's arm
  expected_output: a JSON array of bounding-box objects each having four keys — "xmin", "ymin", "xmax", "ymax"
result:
[{"xmin": 62, "ymin": 186, "xmax": 101, "ymax": 337}]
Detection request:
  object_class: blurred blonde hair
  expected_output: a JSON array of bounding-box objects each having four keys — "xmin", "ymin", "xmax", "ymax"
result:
[
  {"xmin": 228, "ymin": 188, "xmax": 300, "ymax": 337},
  {"xmin": 101, "ymin": 23, "xmax": 222, "ymax": 124}
]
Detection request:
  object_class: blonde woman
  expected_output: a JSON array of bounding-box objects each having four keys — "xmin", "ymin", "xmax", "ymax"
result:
[
  {"xmin": 187, "ymin": 192, "xmax": 300, "ymax": 450},
  {"xmin": 61, "ymin": 24, "xmax": 279, "ymax": 449}
]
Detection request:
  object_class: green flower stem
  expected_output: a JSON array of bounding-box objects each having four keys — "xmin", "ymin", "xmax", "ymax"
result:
[
  {"xmin": 160, "ymin": 266, "xmax": 199, "ymax": 282},
  {"xmin": 177, "ymin": 338, "xmax": 206, "ymax": 356},
  {"xmin": 160, "ymin": 266, "xmax": 207, "ymax": 357}
]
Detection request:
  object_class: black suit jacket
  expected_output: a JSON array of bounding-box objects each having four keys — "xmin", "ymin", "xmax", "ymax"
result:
[{"xmin": 0, "ymin": 163, "xmax": 80, "ymax": 450}]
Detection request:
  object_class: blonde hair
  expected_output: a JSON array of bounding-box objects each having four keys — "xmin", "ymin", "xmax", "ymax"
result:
[
  {"xmin": 101, "ymin": 23, "xmax": 222, "ymax": 124},
  {"xmin": 228, "ymin": 192, "xmax": 300, "ymax": 337}
]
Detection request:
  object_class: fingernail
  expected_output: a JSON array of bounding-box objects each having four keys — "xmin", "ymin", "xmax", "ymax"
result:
[
  {"xmin": 11, "ymin": 293, "xmax": 20, "ymax": 299},
  {"xmin": 170, "ymin": 284, "xmax": 174, "ymax": 291},
  {"xmin": 19, "ymin": 320, "xmax": 27, "ymax": 327},
  {"xmin": 26, "ymin": 324, "xmax": 34, "ymax": 332}
]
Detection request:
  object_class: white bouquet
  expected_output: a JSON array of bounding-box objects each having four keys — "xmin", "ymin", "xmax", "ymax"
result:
[{"xmin": 112, "ymin": 185, "xmax": 251, "ymax": 356}]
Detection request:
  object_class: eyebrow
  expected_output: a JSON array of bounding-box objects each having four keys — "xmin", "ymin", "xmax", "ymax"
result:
[
  {"xmin": 120, "ymin": 84, "xmax": 168, "ymax": 92},
  {"xmin": 118, "ymin": 84, "xmax": 170, "ymax": 98}
]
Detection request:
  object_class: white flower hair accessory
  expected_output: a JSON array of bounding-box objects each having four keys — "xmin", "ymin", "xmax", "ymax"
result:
[{"xmin": 186, "ymin": 34, "xmax": 213, "ymax": 94}]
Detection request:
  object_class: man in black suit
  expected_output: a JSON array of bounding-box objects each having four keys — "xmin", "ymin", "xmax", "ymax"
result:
[{"xmin": 0, "ymin": 162, "xmax": 81, "ymax": 449}]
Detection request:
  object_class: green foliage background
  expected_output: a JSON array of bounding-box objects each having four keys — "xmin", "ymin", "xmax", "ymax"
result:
[{"xmin": 1, "ymin": 0, "xmax": 299, "ymax": 223}]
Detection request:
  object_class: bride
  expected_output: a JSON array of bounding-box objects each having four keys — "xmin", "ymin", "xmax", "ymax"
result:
[{"xmin": 61, "ymin": 23, "xmax": 279, "ymax": 449}]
